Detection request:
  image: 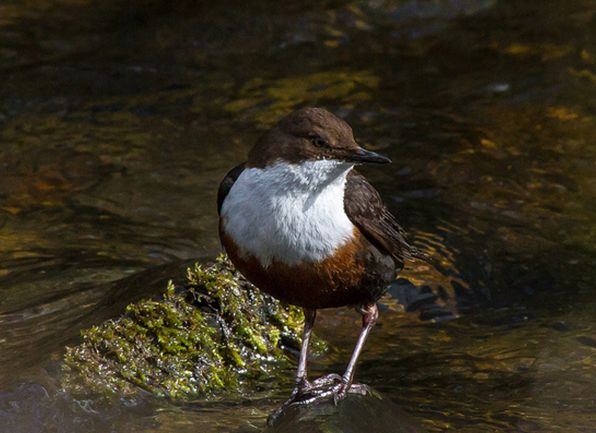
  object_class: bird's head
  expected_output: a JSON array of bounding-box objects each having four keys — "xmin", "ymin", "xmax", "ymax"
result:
[{"xmin": 247, "ymin": 107, "xmax": 391, "ymax": 168}]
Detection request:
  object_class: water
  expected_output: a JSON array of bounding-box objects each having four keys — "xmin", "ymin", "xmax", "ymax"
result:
[{"xmin": 1, "ymin": 0, "xmax": 595, "ymax": 432}]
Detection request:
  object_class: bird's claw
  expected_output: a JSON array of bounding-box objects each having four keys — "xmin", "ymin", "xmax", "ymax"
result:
[
  {"xmin": 292, "ymin": 376, "xmax": 369, "ymax": 406},
  {"xmin": 268, "ymin": 374, "xmax": 370, "ymax": 426},
  {"xmin": 333, "ymin": 381, "xmax": 349, "ymax": 405},
  {"xmin": 332, "ymin": 381, "xmax": 369, "ymax": 405}
]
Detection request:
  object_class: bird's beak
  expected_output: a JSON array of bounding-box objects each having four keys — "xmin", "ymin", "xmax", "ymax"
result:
[{"xmin": 349, "ymin": 148, "xmax": 392, "ymax": 164}]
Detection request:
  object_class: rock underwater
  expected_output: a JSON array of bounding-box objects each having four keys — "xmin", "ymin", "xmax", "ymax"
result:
[
  {"xmin": 265, "ymin": 393, "xmax": 427, "ymax": 433},
  {"xmin": 62, "ymin": 254, "xmax": 325, "ymax": 400}
]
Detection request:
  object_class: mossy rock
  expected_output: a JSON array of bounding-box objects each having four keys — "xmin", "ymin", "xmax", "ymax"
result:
[{"xmin": 62, "ymin": 255, "xmax": 325, "ymax": 399}]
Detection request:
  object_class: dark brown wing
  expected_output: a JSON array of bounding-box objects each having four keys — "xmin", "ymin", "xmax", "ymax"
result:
[
  {"xmin": 344, "ymin": 169, "xmax": 418, "ymax": 268},
  {"xmin": 217, "ymin": 163, "xmax": 246, "ymax": 214}
]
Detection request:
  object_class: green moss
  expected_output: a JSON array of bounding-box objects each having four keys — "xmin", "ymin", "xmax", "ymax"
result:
[{"xmin": 62, "ymin": 255, "xmax": 325, "ymax": 399}]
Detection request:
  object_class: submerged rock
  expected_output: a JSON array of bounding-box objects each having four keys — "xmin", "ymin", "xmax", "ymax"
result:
[
  {"xmin": 264, "ymin": 391, "xmax": 427, "ymax": 433},
  {"xmin": 62, "ymin": 255, "xmax": 324, "ymax": 399}
]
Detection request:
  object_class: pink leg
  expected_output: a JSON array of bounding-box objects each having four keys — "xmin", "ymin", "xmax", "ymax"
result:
[
  {"xmin": 267, "ymin": 304, "xmax": 378, "ymax": 425},
  {"xmin": 291, "ymin": 303, "xmax": 377, "ymax": 405},
  {"xmin": 293, "ymin": 308, "xmax": 316, "ymax": 394},
  {"xmin": 335, "ymin": 303, "xmax": 378, "ymax": 401}
]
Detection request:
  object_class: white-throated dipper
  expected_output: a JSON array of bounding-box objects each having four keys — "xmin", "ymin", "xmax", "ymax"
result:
[{"xmin": 217, "ymin": 107, "xmax": 419, "ymax": 419}]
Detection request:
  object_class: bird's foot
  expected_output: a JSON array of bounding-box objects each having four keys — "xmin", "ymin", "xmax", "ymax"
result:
[
  {"xmin": 309, "ymin": 373, "xmax": 342, "ymax": 388},
  {"xmin": 267, "ymin": 374, "xmax": 370, "ymax": 426},
  {"xmin": 296, "ymin": 374, "xmax": 369, "ymax": 406},
  {"xmin": 267, "ymin": 378, "xmax": 314, "ymax": 426},
  {"xmin": 289, "ymin": 377, "xmax": 312, "ymax": 398}
]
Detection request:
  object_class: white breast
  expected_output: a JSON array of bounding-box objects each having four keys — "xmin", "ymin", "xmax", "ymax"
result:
[{"xmin": 220, "ymin": 159, "xmax": 356, "ymax": 267}]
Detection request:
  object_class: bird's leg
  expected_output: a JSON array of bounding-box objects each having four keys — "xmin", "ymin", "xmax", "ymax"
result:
[
  {"xmin": 267, "ymin": 308, "xmax": 317, "ymax": 426},
  {"xmin": 269, "ymin": 304, "xmax": 377, "ymax": 425},
  {"xmin": 334, "ymin": 303, "xmax": 378, "ymax": 402},
  {"xmin": 291, "ymin": 308, "xmax": 317, "ymax": 396},
  {"xmin": 287, "ymin": 303, "xmax": 378, "ymax": 407}
]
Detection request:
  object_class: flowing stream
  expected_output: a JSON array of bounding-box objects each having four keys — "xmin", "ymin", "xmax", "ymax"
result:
[{"xmin": 1, "ymin": 1, "xmax": 595, "ymax": 432}]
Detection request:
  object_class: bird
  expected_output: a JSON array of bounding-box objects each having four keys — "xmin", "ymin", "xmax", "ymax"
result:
[{"xmin": 217, "ymin": 107, "xmax": 419, "ymax": 418}]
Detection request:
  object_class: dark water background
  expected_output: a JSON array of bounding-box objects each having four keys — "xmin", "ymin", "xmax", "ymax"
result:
[{"xmin": 1, "ymin": 0, "xmax": 595, "ymax": 432}]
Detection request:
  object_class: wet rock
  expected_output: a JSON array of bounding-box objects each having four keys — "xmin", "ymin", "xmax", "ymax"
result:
[
  {"xmin": 264, "ymin": 392, "xmax": 426, "ymax": 433},
  {"xmin": 61, "ymin": 255, "xmax": 325, "ymax": 400}
]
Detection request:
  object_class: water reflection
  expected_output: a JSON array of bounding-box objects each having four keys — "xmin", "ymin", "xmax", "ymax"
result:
[{"xmin": 0, "ymin": 0, "xmax": 595, "ymax": 432}]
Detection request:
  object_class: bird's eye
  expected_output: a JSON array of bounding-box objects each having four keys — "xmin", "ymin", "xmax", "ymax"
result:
[{"xmin": 308, "ymin": 134, "xmax": 328, "ymax": 147}]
